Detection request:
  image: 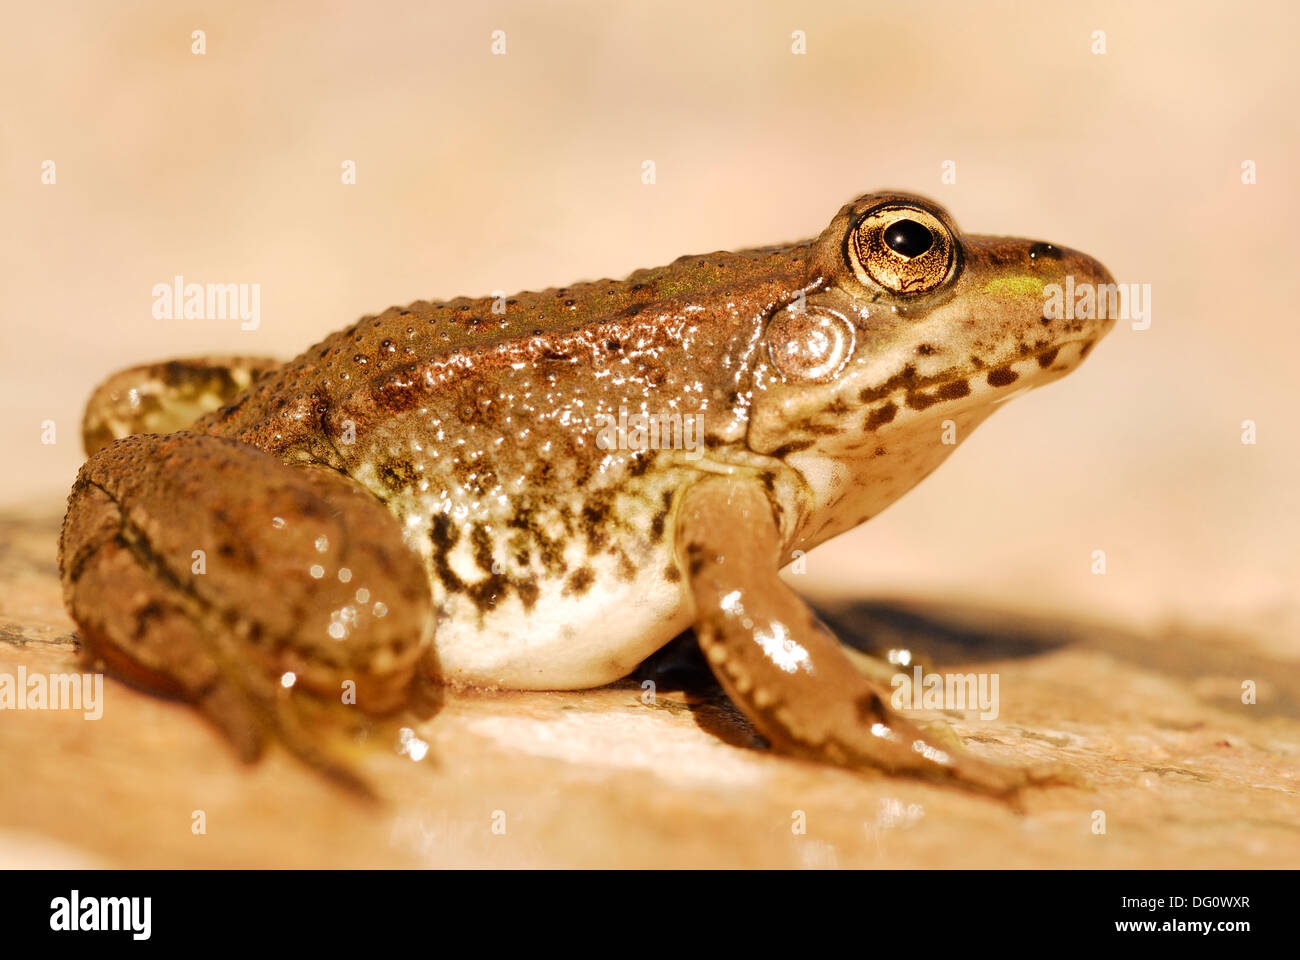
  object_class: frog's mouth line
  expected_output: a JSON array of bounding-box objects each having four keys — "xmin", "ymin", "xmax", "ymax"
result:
[
  {"xmin": 747, "ymin": 337, "xmax": 1098, "ymax": 460},
  {"xmin": 868, "ymin": 336, "xmax": 1096, "ymax": 416}
]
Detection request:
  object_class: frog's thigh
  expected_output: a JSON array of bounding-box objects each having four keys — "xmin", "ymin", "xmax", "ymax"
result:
[
  {"xmin": 59, "ymin": 433, "xmax": 433, "ymax": 778},
  {"xmin": 82, "ymin": 355, "xmax": 281, "ymax": 455},
  {"xmin": 674, "ymin": 476, "xmax": 1061, "ymax": 798}
]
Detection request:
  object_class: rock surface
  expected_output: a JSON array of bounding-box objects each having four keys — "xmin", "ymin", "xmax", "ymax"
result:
[{"xmin": 1, "ymin": 503, "xmax": 1296, "ymax": 868}]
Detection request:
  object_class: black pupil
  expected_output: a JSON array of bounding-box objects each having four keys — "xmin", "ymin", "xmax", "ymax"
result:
[{"xmin": 883, "ymin": 218, "xmax": 933, "ymax": 258}]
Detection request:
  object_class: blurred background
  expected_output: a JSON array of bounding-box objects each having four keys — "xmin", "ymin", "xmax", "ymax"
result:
[{"xmin": 3, "ymin": 0, "xmax": 1296, "ymax": 646}]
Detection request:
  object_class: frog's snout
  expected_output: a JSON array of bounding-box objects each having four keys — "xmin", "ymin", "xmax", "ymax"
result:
[
  {"xmin": 1043, "ymin": 242, "xmax": 1120, "ymax": 341},
  {"xmin": 1051, "ymin": 242, "xmax": 1116, "ymax": 290},
  {"xmin": 965, "ymin": 234, "xmax": 1119, "ymax": 347}
]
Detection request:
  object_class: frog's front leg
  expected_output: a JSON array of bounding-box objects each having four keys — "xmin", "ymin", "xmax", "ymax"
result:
[
  {"xmin": 59, "ymin": 432, "xmax": 433, "ymax": 791},
  {"xmin": 82, "ymin": 355, "xmax": 281, "ymax": 455},
  {"xmin": 675, "ymin": 475, "xmax": 1065, "ymax": 799}
]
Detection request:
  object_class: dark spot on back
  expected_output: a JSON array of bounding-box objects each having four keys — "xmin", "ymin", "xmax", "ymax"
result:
[
  {"xmin": 378, "ymin": 457, "xmax": 417, "ymax": 492},
  {"xmin": 374, "ymin": 373, "xmax": 424, "ymax": 413},
  {"xmin": 986, "ymin": 367, "xmax": 1019, "ymax": 387},
  {"xmin": 1036, "ymin": 347, "xmax": 1060, "ymax": 368},
  {"xmin": 628, "ymin": 450, "xmax": 654, "ymax": 477}
]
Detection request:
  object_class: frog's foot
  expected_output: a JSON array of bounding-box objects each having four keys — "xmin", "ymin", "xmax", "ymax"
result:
[
  {"xmin": 59, "ymin": 432, "xmax": 434, "ymax": 794},
  {"xmin": 675, "ymin": 476, "xmax": 1074, "ymax": 801},
  {"xmin": 838, "ymin": 646, "xmax": 968, "ymax": 751},
  {"xmin": 82, "ymin": 355, "xmax": 282, "ymax": 455}
]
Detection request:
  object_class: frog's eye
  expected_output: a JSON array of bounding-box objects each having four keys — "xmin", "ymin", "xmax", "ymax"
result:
[
  {"xmin": 847, "ymin": 205, "xmax": 956, "ymax": 295},
  {"xmin": 766, "ymin": 304, "xmax": 855, "ymax": 383}
]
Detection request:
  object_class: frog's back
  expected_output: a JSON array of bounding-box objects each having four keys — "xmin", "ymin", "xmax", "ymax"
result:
[{"xmin": 199, "ymin": 245, "xmax": 810, "ymax": 453}]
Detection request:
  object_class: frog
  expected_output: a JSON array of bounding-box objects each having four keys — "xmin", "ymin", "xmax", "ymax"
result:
[{"xmin": 58, "ymin": 191, "xmax": 1115, "ymax": 798}]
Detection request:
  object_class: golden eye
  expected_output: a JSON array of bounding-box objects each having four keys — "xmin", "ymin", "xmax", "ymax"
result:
[
  {"xmin": 766, "ymin": 305, "xmax": 855, "ymax": 383},
  {"xmin": 847, "ymin": 204, "xmax": 957, "ymax": 295}
]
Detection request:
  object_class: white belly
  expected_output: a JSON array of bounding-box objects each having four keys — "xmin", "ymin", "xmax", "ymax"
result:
[{"xmin": 431, "ymin": 566, "xmax": 690, "ymax": 689}]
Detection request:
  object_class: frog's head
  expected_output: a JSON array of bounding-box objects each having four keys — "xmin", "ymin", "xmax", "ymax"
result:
[{"xmin": 747, "ymin": 191, "xmax": 1116, "ymax": 547}]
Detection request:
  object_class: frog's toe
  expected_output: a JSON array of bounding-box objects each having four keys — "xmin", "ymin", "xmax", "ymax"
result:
[
  {"xmin": 195, "ymin": 674, "xmax": 268, "ymax": 762},
  {"xmin": 913, "ymin": 717, "xmax": 964, "ymax": 754}
]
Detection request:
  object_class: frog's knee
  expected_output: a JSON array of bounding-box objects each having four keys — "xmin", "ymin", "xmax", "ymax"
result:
[{"xmin": 81, "ymin": 355, "xmax": 280, "ymax": 455}]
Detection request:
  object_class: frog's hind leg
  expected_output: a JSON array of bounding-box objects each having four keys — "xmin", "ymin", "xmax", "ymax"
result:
[
  {"xmin": 674, "ymin": 475, "xmax": 1072, "ymax": 800},
  {"xmin": 59, "ymin": 433, "xmax": 434, "ymax": 792},
  {"xmin": 82, "ymin": 356, "xmax": 282, "ymax": 455}
]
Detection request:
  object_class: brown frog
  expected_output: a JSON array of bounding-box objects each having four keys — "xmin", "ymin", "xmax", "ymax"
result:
[{"xmin": 59, "ymin": 191, "xmax": 1115, "ymax": 796}]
